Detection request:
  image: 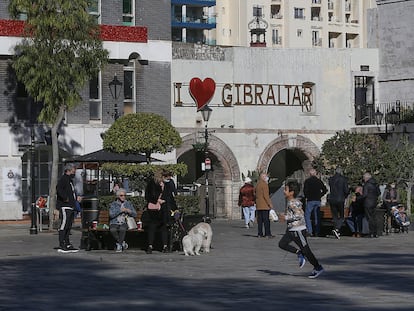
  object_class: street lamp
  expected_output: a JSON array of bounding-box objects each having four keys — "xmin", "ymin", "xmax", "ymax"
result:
[
  {"xmin": 108, "ymin": 74, "xmax": 123, "ymax": 120},
  {"xmin": 374, "ymin": 107, "xmax": 399, "ymax": 138},
  {"xmin": 200, "ymin": 105, "xmax": 212, "ymax": 223}
]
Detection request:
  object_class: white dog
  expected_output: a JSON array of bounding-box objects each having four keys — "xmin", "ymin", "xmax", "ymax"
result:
[
  {"xmin": 182, "ymin": 233, "xmax": 203, "ymax": 256},
  {"xmin": 188, "ymin": 222, "xmax": 213, "ymax": 253}
]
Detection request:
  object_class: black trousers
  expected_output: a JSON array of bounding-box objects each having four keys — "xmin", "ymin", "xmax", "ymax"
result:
[
  {"xmin": 58, "ymin": 207, "xmax": 74, "ymax": 247},
  {"xmin": 146, "ymin": 210, "xmax": 168, "ymax": 248},
  {"xmin": 364, "ymin": 206, "xmax": 378, "ymax": 235},
  {"xmin": 257, "ymin": 210, "xmax": 271, "ymax": 237},
  {"xmin": 279, "ymin": 228, "xmax": 321, "ymax": 269},
  {"xmin": 329, "ymin": 200, "xmax": 345, "ymax": 231}
]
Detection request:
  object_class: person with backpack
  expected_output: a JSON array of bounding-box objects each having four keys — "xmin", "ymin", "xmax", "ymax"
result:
[{"xmin": 362, "ymin": 172, "xmax": 381, "ymax": 238}]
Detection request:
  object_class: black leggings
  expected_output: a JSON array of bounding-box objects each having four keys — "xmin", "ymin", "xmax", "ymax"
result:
[{"xmin": 279, "ymin": 228, "xmax": 321, "ymax": 269}]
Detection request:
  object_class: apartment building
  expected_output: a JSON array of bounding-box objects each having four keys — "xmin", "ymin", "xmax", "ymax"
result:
[
  {"xmin": 0, "ymin": 1, "xmax": 172, "ymax": 219},
  {"xmin": 216, "ymin": 0, "xmax": 377, "ymax": 48},
  {"xmin": 171, "ymin": 0, "xmax": 217, "ymax": 44}
]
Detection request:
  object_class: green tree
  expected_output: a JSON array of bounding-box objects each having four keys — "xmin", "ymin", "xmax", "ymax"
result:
[
  {"xmin": 386, "ymin": 137, "xmax": 414, "ymax": 216},
  {"xmin": 102, "ymin": 113, "xmax": 187, "ymax": 181},
  {"xmin": 314, "ymin": 131, "xmax": 391, "ymax": 186},
  {"xmin": 9, "ymin": 0, "xmax": 109, "ymax": 225}
]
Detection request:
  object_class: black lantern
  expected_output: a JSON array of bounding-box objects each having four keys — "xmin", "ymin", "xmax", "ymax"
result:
[{"xmin": 108, "ymin": 74, "xmax": 123, "ymax": 120}]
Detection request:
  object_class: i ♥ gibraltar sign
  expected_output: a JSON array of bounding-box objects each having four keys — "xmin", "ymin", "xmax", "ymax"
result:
[{"xmin": 189, "ymin": 77, "xmax": 216, "ymax": 111}]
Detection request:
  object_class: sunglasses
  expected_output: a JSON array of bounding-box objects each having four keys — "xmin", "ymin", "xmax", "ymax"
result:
[{"xmin": 119, "ymin": 194, "xmax": 126, "ymax": 197}]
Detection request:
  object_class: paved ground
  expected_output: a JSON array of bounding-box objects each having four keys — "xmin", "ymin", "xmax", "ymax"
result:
[{"xmin": 0, "ymin": 219, "xmax": 413, "ymax": 311}]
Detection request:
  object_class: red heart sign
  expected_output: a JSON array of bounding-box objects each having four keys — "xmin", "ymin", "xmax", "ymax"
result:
[{"xmin": 189, "ymin": 77, "xmax": 216, "ymax": 111}]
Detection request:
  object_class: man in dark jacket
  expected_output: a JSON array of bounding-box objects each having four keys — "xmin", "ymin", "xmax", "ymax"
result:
[
  {"xmin": 303, "ymin": 168, "xmax": 327, "ymax": 236},
  {"xmin": 328, "ymin": 167, "xmax": 349, "ymax": 239},
  {"xmin": 56, "ymin": 163, "xmax": 82, "ymax": 253},
  {"xmin": 362, "ymin": 172, "xmax": 381, "ymax": 238}
]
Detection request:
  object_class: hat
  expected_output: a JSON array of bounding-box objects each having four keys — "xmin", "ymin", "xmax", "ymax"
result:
[{"xmin": 244, "ymin": 177, "xmax": 252, "ymax": 183}]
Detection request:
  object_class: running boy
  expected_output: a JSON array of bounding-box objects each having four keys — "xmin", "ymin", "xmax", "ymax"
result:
[{"xmin": 278, "ymin": 180, "xmax": 324, "ymax": 279}]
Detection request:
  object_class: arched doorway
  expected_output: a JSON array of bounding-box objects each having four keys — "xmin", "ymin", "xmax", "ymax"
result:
[
  {"xmin": 177, "ymin": 133, "xmax": 241, "ymax": 220},
  {"xmin": 257, "ymin": 135, "xmax": 320, "ymax": 213}
]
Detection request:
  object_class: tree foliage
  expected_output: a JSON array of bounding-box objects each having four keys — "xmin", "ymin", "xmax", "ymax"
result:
[
  {"xmin": 9, "ymin": 0, "xmax": 108, "ymax": 123},
  {"xmin": 313, "ymin": 131, "xmax": 391, "ymax": 186},
  {"xmin": 9, "ymin": 0, "xmax": 108, "ymax": 226},
  {"xmin": 103, "ymin": 113, "xmax": 183, "ymax": 163}
]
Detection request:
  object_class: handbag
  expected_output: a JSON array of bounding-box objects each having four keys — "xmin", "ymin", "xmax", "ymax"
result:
[
  {"xmin": 147, "ymin": 202, "xmax": 161, "ymax": 210},
  {"xmin": 269, "ymin": 209, "xmax": 279, "ymax": 222},
  {"xmin": 125, "ymin": 215, "xmax": 138, "ymax": 230}
]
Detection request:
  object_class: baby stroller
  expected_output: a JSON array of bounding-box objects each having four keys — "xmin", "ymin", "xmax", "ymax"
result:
[{"xmin": 390, "ymin": 205, "xmax": 410, "ymax": 233}]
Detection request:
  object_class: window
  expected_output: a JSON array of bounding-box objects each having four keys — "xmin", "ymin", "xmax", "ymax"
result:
[
  {"xmin": 294, "ymin": 8, "xmax": 305, "ymax": 19},
  {"xmin": 272, "ymin": 29, "xmax": 280, "ymax": 44},
  {"xmin": 88, "ymin": 0, "xmax": 100, "ymax": 24},
  {"xmin": 297, "ymin": 29, "xmax": 303, "ymax": 37},
  {"xmin": 123, "ymin": 61, "xmax": 136, "ymax": 115},
  {"xmin": 123, "ymin": 0, "xmax": 135, "ymax": 26},
  {"xmin": 253, "ymin": 6, "xmax": 263, "ymax": 17},
  {"xmin": 89, "ymin": 73, "xmax": 101, "ymax": 121}
]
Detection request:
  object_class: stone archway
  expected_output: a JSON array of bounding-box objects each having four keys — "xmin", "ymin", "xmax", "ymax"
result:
[
  {"xmin": 257, "ymin": 135, "xmax": 321, "ymax": 212},
  {"xmin": 177, "ymin": 133, "xmax": 241, "ymax": 219},
  {"xmin": 257, "ymin": 134, "xmax": 320, "ymax": 174}
]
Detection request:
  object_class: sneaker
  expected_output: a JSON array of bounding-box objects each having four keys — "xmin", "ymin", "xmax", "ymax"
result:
[
  {"xmin": 57, "ymin": 246, "xmax": 70, "ymax": 253},
  {"xmin": 245, "ymin": 224, "xmax": 250, "ymax": 229},
  {"xmin": 58, "ymin": 245, "xmax": 79, "ymax": 253},
  {"xmin": 122, "ymin": 241, "xmax": 129, "ymax": 250},
  {"xmin": 66, "ymin": 244, "xmax": 79, "ymax": 253},
  {"xmin": 249, "ymin": 220, "xmax": 254, "ymax": 227},
  {"xmin": 146, "ymin": 245, "xmax": 153, "ymax": 254},
  {"xmin": 116, "ymin": 243, "xmax": 123, "ymax": 252},
  {"xmin": 298, "ymin": 253, "xmax": 306, "ymax": 268},
  {"xmin": 162, "ymin": 245, "xmax": 169, "ymax": 253},
  {"xmin": 332, "ymin": 229, "xmax": 340, "ymax": 239},
  {"xmin": 308, "ymin": 266, "xmax": 324, "ymax": 279}
]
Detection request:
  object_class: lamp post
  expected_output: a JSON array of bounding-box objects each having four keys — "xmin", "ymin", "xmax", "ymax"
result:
[
  {"xmin": 374, "ymin": 107, "xmax": 399, "ymax": 139},
  {"xmin": 108, "ymin": 74, "xmax": 123, "ymax": 120},
  {"xmin": 29, "ymin": 127, "xmax": 37, "ymax": 234},
  {"xmin": 200, "ymin": 106, "xmax": 212, "ymax": 223}
]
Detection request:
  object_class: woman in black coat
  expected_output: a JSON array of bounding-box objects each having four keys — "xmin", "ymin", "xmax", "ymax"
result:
[{"xmin": 144, "ymin": 172, "xmax": 168, "ymax": 253}]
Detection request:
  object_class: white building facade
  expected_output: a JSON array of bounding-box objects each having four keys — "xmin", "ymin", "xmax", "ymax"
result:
[{"xmin": 171, "ymin": 44, "xmax": 379, "ymax": 219}]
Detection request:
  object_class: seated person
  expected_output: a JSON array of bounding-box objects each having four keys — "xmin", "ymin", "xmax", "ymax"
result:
[
  {"xmin": 391, "ymin": 205, "xmax": 410, "ymax": 227},
  {"xmin": 109, "ymin": 188, "xmax": 137, "ymax": 252},
  {"xmin": 345, "ymin": 186, "xmax": 365, "ymax": 237}
]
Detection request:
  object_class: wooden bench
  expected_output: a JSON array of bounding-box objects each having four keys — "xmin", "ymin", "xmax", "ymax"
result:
[{"xmin": 80, "ymin": 210, "xmax": 186, "ymax": 252}]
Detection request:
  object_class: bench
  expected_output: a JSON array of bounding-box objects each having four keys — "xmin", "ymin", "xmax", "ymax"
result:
[{"xmin": 80, "ymin": 210, "xmax": 189, "ymax": 252}]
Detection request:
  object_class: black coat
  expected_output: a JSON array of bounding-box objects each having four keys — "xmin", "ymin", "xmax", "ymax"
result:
[
  {"xmin": 328, "ymin": 173, "xmax": 349, "ymax": 204},
  {"xmin": 56, "ymin": 174, "xmax": 77, "ymax": 210},
  {"xmin": 363, "ymin": 178, "xmax": 380, "ymax": 209}
]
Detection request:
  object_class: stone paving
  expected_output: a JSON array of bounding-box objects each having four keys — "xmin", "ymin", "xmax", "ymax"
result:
[{"xmin": 0, "ymin": 220, "xmax": 413, "ymax": 311}]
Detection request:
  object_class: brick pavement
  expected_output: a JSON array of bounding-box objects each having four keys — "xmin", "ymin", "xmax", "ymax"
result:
[{"xmin": 0, "ymin": 220, "xmax": 413, "ymax": 311}]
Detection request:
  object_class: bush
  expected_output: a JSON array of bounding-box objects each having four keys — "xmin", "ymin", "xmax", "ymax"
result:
[{"xmin": 98, "ymin": 194, "xmax": 200, "ymax": 215}]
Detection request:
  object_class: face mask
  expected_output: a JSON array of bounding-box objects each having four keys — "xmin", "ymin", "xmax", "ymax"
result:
[
  {"xmin": 164, "ymin": 179, "xmax": 170, "ymax": 183},
  {"xmin": 70, "ymin": 173, "xmax": 75, "ymax": 178},
  {"xmin": 391, "ymin": 184, "xmax": 395, "ymax": 188},
  {"xmin": 265, "ymin": 176, "xmax": 269, "ymax": 182}
]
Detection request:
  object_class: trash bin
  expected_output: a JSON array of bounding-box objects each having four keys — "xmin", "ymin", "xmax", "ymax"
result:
[
  {"xmin": 81, "ymin": 196, "xmax": 99, "ymax": 229},
  {"xmin": 375, "ymin": 208, "xmax": 386, "ymax": 236}
]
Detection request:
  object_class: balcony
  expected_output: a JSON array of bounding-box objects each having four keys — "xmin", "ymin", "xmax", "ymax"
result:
[
  {"xmin": 311, "ymin": 0, "xmax": 322, "ymax": 5},
  {"xmin": 171, "ymin": 0, "xmax": 216, "ymax": 7},
  {"xmin": 172, "ymin": 15, "xmax": 216, "ymax": 30}
]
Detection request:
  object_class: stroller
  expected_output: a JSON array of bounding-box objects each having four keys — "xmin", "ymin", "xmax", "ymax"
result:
[{"xmin": 390, "ymin": 205, "xmax": 410, "ymax": 233}]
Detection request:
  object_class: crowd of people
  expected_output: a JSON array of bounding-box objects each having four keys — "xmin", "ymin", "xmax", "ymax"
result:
[{"xmin": 238, "ymin": 168, "xmax": 409, "ymax": 241}]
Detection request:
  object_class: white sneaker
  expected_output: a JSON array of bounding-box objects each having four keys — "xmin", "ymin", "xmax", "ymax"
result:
[
  {"xmin": 122, "ymin": 241, "xmax": 129, "ymax": 250},
  {"xmin": 245, "ymin": 224, "xmax": 250, "ymax": 229},
  {"xmin": 332, "ymin": 229, "xmax": 340, "ymax": 239},
  {"xmin": 116, "ymin": 243, "xmax": 123, "ymax": 252}
]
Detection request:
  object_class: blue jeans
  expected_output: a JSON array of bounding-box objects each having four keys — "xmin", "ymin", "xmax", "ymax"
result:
[
  {"xmin": 305, "ymin": 201, "xmax": 321, "ymax": 235},
  {"xmin": 242, "ymin": 205, "xmax": 256, "ymax": 225}
]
